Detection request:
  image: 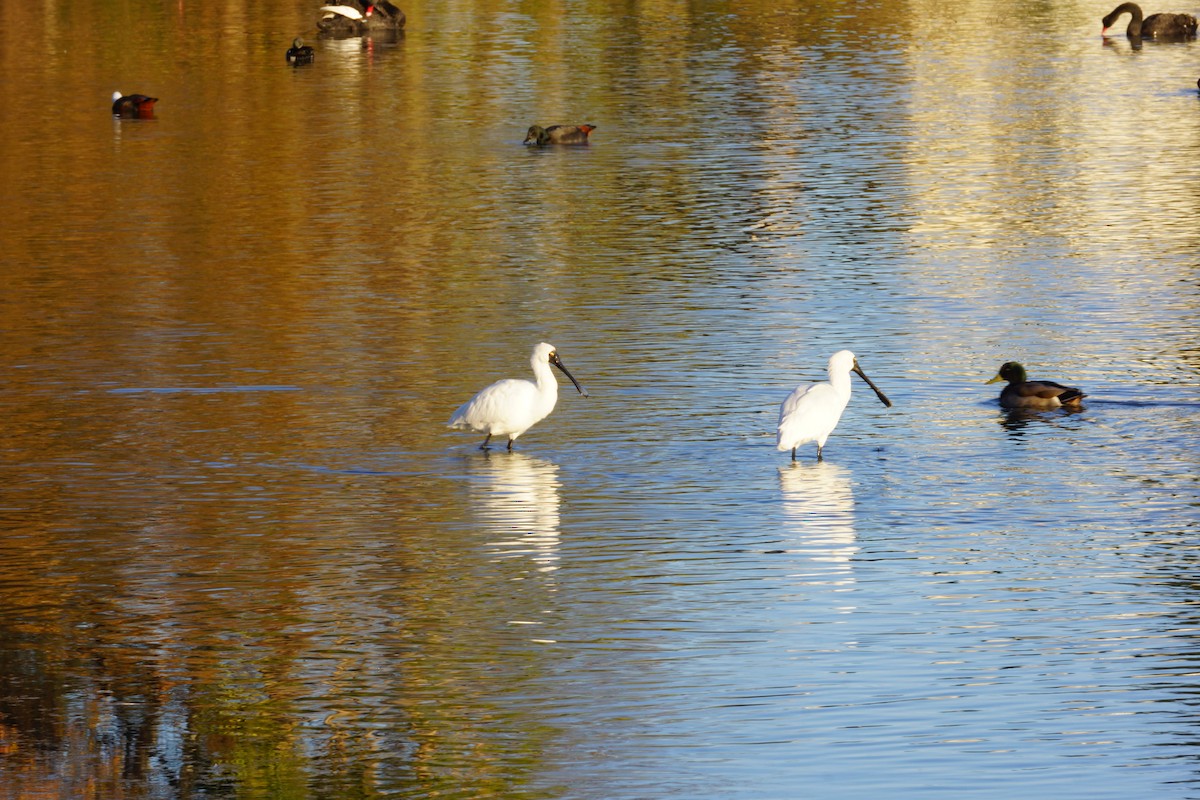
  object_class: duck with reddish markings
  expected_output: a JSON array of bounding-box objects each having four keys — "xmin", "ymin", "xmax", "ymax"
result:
[
  {"xmin": 111, "ymin": 91, "xmax": 158, "ymax": 117},
  {"xmin": 524, "ymin": 124, "xmax": 596, "ymax": 146}
]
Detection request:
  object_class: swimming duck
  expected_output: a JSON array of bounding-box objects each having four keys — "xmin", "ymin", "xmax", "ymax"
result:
[
  {"xmin": 286, "ymin": 37, "xmax": 315, "ymax": 65},
  {"xmin": 986, "ymin": 362, "xmax": 1086, "ymax": 410},
  {"xmin": 1101, "ymin": 3, "xmax": 1198, "ymax": 38},
  {"xmin": 111, "ymin": 92, "xmax": 158, "ymax": 117},
  {"xmin": 523, "ymin": 124, "xmax": 596, "ymax": 146}
]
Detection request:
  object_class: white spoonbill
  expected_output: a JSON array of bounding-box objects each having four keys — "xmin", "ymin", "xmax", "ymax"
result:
[
  {"xmin": 448, "ymin": 342, "xmax": 588, "ymax": 451},
  {"xmin": 776, "ymin": 350, "xmax": 891, "ymax": 462}
]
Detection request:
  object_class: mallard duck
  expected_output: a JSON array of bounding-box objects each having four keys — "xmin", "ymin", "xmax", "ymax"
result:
[
  {"xmin": 523, "ymin": 124, "xmax": 596, "ymax": 146},
  {"xmin": 986, "ymin": 362, "xmax": 1086, "ymax": 410},
  {"xmin": 111, "ymin": 92, "xmax": 158, "ymax": 117},
  {"xmin": 776, "ymin": 350, "xmax": 892, "ymax": 462},
  {"xmin": 1101, "ymin": 2, "xmax": 1197, "ymax": 38},
  {"xmin": 286, "ymin": 37, "xmax": 315, "ymax": 65}
]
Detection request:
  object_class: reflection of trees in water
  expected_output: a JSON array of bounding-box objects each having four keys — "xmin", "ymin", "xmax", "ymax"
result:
[
  {"xmin": 0, "ymin": 521, "xmax": 387, "ymax": 796},
  {"xmin": 778, "ymin": 462, "xmax": 857, "ymax": 582},
  {"xmin": 0, "ymin": 620, "xmax": 183, "ymax": 794},
  {"xmin": 0, "ymin": 451, "xmax": 570, "ymax": 798}
]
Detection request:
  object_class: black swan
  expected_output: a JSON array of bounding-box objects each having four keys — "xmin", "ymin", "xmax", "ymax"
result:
[
  {"xmin": 986, "ymin": 362, "xmax": 1086, "ymax": 410},
  {"xmin": 318, "ymin": 3, "xmax": 365, "ymax": 35},
  {"xmin": 111, "ymin": 92, "xmax": 158, "ymax": 117},
  {"xmin": 364, "ymin": 1, "xmax": 405, "ymax": 30},
  {"xmin": 523, "ymin": 125, "xmax": 597, "ymax": 145},
  {"xmin": 1101, "ymin": 3, "xmax": 1198, "ymax": 37},
  {"xmin": 318, "ymin": 1, "xmax": 403, "ymax": 34},
  {"xmin": 286, "ymin": 37, "xmax": 315, "ymax": 65}
]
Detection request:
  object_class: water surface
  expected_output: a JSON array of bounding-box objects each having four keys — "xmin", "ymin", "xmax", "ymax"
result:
[{"xmin": 1, "ymin": 0, "xmax": 1199, "ymax": 798}]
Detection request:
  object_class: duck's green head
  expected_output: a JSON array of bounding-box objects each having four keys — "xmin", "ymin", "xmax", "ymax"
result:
[{"xmin": 986, "ymin": 361, "xmax": 1026, "ymax": 384}]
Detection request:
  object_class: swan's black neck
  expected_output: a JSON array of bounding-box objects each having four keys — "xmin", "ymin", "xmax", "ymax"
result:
[{"xmin": 1104, "ymin": 2, "xmax": 1145, "ymax": 36}]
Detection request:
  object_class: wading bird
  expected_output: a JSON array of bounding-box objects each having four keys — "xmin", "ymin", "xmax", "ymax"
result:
[
  {"xmin": 776, "ymin": 350, "xmax": 892, "ymax": 462},
  {"xmin": 986, "ymin": 362, "xmax": 1086, "ymax": 410},
  {"xmin": 449, "ymin": 342, "xmax": 588, "ymax": 451}
]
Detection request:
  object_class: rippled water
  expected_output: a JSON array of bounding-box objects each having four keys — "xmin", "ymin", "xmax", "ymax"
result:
[{"xmin": 1, "ymin": 0, "xmax": 1199, "ymax": 797}]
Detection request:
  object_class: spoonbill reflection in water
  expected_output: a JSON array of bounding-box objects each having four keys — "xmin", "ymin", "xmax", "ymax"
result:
[
  {"xmin": 779, "ymin": 462, "xmax": 858, "ymax": 579},
  {"xmin": 475, "ymin": 452, "xmax": 562, "ymax": 574},
  {"xmin": 776, "ymin": 350, "xmax": 892, "ymax": 462},
  {"xmin": 448, "ymin": 342, "xmax": 588, "ymax": 451}
]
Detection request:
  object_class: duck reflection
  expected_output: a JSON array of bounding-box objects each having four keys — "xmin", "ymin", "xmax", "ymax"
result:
[
  {"xmin": 998, "ymin": 405, "xmax": 1084, "ymax": 438},
  {"xmin": 778, "ymin": 462, "xmax": 857, "ymax": 582},
  {"xmin": 470, "ymin": 452, "xmax": 562, "ymax": 574}
]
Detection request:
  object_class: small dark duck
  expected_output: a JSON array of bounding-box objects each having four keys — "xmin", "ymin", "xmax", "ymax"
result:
[
  {"xmin": 987, "ymin": 362, "xmax": 1086, "ymax": 410},
  {"xmin": 111, "ymin": 91, "xmax": 158, "ymax": 117},
  {"xmin": 287, "ymin": 38, "xmax": 315, "ymax": 65},
  {"xmin": 524, "ymin": 124, "xmax": 596, "ymax": 145}
]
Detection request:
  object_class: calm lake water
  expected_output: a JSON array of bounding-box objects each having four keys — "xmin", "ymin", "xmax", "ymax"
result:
[{"xmin": 2, "ymin": 0, "xmax": 1199, "ymax": 797}]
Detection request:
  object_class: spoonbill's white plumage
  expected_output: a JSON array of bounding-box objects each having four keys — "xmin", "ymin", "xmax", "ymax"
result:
[
  {"xmin": 448, "ymin": 342, "xmax": 587, "ymax": 451},
  {"xmin": 776, "ymin": 350, "xmax": 891, "ymax": 461}
]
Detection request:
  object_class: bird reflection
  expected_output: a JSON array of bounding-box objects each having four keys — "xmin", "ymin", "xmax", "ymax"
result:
[
  {"xmin": 997, "ymin": 405, "xmax": 1084, "ymax": 438},
  {"xmin": 778, "ymin": 462, "xmax": 857, "ymax": 582},
  {"xmin": 470, "ymin": 452, "xmax": 562, "ymax": 574}
]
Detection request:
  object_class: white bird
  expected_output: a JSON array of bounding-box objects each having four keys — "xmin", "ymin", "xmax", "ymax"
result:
[
  {"xmin": 776, "ymin": 350, "xmax": 892, "ymax": 461},
  {"xmin": 448, "ymin": 342, "xmax": 588, "ymax": 451}
]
